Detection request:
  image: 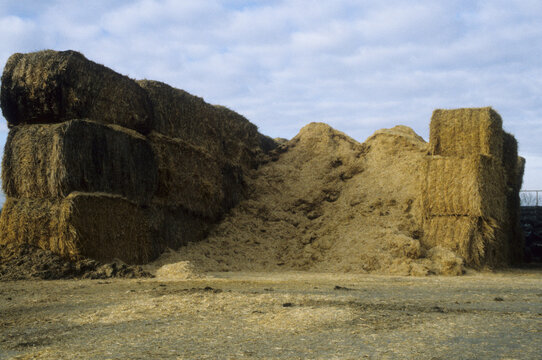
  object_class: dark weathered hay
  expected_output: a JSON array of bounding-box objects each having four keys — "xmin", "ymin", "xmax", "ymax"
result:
[
  {"xmin": 421, "ymin": 155, "xmax": 507, "ymax": 222},
  {"xmin": 2, "ymin": 120, "xmax": 157, "ymax": 204},
  {"xmin": 422, "ymin": 216, "xmax": 508, "ymax": 268},
  {"xmin": 150, "ymin": 205, "xmax": 211, "ymax": 251},
  {"xmin": 502, "ymin": 131, "xmax": 521, "ymax": 190},
  {"xmin": 429, "ymin": 107, "xmax": 503, "ymax": 159},
  {"xmin": 137, "ymin": 80, "xmax": 272, "ymax": 169},
  {"xmin": 148, "ymin": 131, "xmax": 244, "ymax": 219},
  {"xmin": 0, "ymin": 193, "xmax": 158, "ymax": 264},
  {"xmin": 1, "ymin": 50, "xmax": 153, "ymax": 134}
]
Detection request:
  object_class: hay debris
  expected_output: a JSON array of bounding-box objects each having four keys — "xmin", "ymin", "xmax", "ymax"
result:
[
  {"xmin": 2, "ymin": 120, "xmax": 157, "ymax": 204},
  {"xmin": 421, "ymin": 155, "xmax": 507, "ymax": 222},
  {"xmin": 429, "ymin": 107, "xmax": 503, "ymax": 159},
  {"xmin": 155, "ymin": 260, "xmax": 204, "ymax": 280},
  {"xmin": 1, "ymin": 50, "xmax": 153, "ymax": 134}
]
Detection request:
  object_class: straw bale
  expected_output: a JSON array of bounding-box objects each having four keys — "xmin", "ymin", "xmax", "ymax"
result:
[
  {"xmin": 2, "ymin": 120, "xmax": 157, "ymax": 204},
  {"xmin": 137, "ymin": 80, "xmax": 222, "ymax": 151},
  {"xmin": 423, "ymin": 216, "xmax": 508, "ymax": 268},
  {"xmin": 0, "ymin": 197, "xmax": 63, "ymax": 254},
  {"xmin": 421, "ymin": 155, "xmax": 507, "ymax": 222},
  {"xmin": 429, "ymin": 107, "xmax": 503, "ymax": 159},
  {"xmin": 0, "ymin": 50, "xmax": 153, "ymax": 134},
  {"xmin": 0, "ymin": 193, "xmax": 158, "ymax": 264},
  {"xmin": 148, "ymin": 132, "xmax": 244, "ymax": 219},
  {"xmin": 137, "ymin": 80, "xmax": 269, "ymax": 169}
]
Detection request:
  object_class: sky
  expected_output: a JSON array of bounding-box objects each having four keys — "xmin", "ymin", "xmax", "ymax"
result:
[{"xmin": 0, "ymin": 0, "xmax": 541, "ymax": 201}]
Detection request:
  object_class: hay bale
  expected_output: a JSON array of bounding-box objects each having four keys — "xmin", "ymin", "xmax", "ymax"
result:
[
  {"xmin": 421, "ymin": 155, "xmax": 507, "ymax": 222},
  {"xmin": 148, "ymin": 131, "xmax": 244, "ymax": 219},
  {"xmin": 0, "ymin": 197, "xmax": 63, "ymax": 254},
  {"xmin": 137, "ymin": 80, "xmax": 267, "ymax": 169},
  {"xmin": 2, "ymin": 120, "xmax": 157, "ymax": 204},
  {"xmin": 0, "ymin": 193, "xmax": 158, "ymax": 264},
  {"xmin": 423, "ymin": 216, "xmax": 508, "ymax": 268},
  {"xmin": 137, "ymin": 80, "xmax": 222, "ymax": 151},
  {"xmin": 1, "ymin": 50, "xmax": 153, "ymax": 134},
  {"xmin": 429, "ymin": 107, "xmax": 503, "ymax": 159}
]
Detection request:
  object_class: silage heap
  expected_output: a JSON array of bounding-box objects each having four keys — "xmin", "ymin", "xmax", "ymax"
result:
[{"xmin": 0, "ymin": 50, "xmax": 525, "ymax": 276}]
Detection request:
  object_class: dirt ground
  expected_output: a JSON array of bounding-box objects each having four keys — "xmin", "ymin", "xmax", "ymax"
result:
[{"xmin": 0, "ymin": 270, "xmax": 540, "ymax": 359}]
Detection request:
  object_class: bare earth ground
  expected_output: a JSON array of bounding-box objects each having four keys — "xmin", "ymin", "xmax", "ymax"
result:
[{"xmin": 0, "ymin": 270, "xmax": 541, "ymax": 360}]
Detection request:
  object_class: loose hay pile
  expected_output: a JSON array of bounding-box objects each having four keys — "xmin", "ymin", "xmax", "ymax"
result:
[
  {"xmin": 0, "ymin": 50, "xmax": 525, "ymax": 277},
  {"xmin": 157, "ymin": 123, "xmax": 465, "ymax": 275}
]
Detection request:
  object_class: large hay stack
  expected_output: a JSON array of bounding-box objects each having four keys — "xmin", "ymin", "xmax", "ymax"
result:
[
  {"xmin": 423, "ymin": 107, "xmax": 524, "ymax": 267},
  {"xmin": 0, "ymin": 50, "xmax": 273, "ymax": 264}
]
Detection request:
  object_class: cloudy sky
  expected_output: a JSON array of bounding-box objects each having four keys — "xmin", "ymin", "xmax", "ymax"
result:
[{"xmin": 0, "ymin": 0, "xmax": 541, "ymax": 194}]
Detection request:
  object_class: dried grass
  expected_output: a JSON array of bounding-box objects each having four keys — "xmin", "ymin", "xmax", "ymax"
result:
[
  {"xmin": 421, "ymin": 155, "xmax": 507, "ymax": 222},
  {"xmin": 0, "ymin": 193, "xmax": 157, "ymax": 264},
  {"xmin": 1, "ymin": 50, "xmax": 153, "ymax": 134},
  {"xmin": 2, "ymin": 120, "xmax": 157, "ymax": 204},
  {"xmin": 429, "ymin": 107, "xmax": 503, "ymax": 159}
]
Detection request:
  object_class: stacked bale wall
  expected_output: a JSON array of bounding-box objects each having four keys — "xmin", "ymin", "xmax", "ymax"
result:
[
  {"xmin": 0, "ymin": 50, "xmax": 273, "ymax": 264},
  {"xmin": 423, "ymin": 107, "xmax": 524, "ymax": 267}
]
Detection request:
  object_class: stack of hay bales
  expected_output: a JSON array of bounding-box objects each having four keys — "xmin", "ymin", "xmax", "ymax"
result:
[
  {"xmin": 0, "ymin": 50, "xmax": 272, "ymax": 264},
  {"xmin": 423, "ymin": 108, "xmax": 524, "ymax": 267}
]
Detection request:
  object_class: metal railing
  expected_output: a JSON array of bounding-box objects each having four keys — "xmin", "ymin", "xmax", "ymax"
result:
[{"xmin": 520, "ymin": 190, "xmax": 542, "ymax": 207}]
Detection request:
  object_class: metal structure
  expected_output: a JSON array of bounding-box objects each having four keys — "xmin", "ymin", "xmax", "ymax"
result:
[{"xmin": 520, "ymin": 190, "xmax": 541, "ymax": 207}]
